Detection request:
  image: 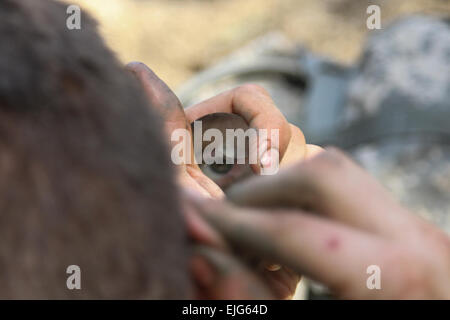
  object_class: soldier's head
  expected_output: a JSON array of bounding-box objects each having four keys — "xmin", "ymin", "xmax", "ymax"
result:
[{"xmin": 0, "ymin": 0, "xmax": 189, "ymax": 298}]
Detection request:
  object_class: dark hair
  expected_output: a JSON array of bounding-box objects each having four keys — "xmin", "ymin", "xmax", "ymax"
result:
[{"xmin": 0, "ymin": 0, "xmax": 189, "ymax": 298}]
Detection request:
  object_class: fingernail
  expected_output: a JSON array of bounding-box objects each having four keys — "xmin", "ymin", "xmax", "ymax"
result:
[
  {"xmin": 259, "ymin": 147, "xmax": 279, "ymax": 175},
  {"xmin": 260, "ymin": 150, "xmax": 272, "ymax": 168},
  {"xmin": 265, "ymin": 263, "xmax": 282, "ymax": 272}
]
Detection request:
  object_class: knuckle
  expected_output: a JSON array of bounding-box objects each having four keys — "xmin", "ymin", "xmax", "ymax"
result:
[
  {"xmin": 288, "ymin": 149, "xmax": 348, "ymax": 204},
  {"xmin": 323, "ymin": 147, "xmax": 347, "ymax": 162},
  {"xmin": 289, "ymin": 123, "xmax": 303, "ymax": 137},
  {"xmin": 304, "ymin": 149, "xmax": 345, "ymax": 175},
  {"xmin": 127, "ymin": 62, "xmax": 158, "ymax": 81},
  {"xmin": 424, "ymin": 225, "xmax": 450, "ymax": 260},
  {"xmin": 288, "ymin": 124, "xmax": 305, "ymax": 144},
  {"xmin": 286, "ymin": 162, "xmax": 322, "ymax": 206},
  {"xmin": 383, "ymin": 246, "xmax": 431, "ymax": 298}
]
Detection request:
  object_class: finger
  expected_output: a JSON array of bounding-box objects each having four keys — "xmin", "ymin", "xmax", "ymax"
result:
[
  {"xmin": 126, "ymin": 62, "xmax": 180, "ymax": 110},
  {"xmin": 126, "ymin": 62, "xmax": 197, "ymax": 165},
  {"xmin": 280, "ymin": 124, "xmax": 307, "ymax": 167},
  {"xmin": 226, "ymin": 148, "xmax": 415, "ymax": 238},
  {"xmin": 126, "ymin": 62, "xmax": 186, "ymax": 124},
  {"xmin": 305, "ymin": 144, "xmax": 324, "ymax": 158},
  {"xmin": 185, "ymin": 166, "xmax": 225, "ymax": 199},
  {"xmin": 126, "ymin": 63, "xmax": 225, "ymax": 198},
  {"xmin": 185, "ymin": 194, "xmax": 300, "ymax": 299},
  {"xmin": 193, "ymin": 201, "xmax": 390, "ymax": 296},
  {"xmin": 185, "ymin": 85, "xmax": 292, "ymax": 169},
  {"xmin": 191, "ymin": 246, "xmax": 275, "ymax": 299},
  {"xmin": 182, "ymin": 189, "xmax": 229, "ymax": 249}
]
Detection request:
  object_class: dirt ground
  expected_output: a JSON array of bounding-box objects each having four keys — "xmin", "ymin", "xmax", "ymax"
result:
[{"xmin": 66, "ymin": 0, "xmax": 449, "ymax": 88}]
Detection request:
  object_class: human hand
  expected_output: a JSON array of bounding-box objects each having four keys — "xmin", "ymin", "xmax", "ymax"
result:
[
  {"xmin": 185, "ymin": 84, "xmax": 321, "ymax": 172},
  {"xmin": 126, "ymin": 62, "xmax": 224, "ymax": 199},
  {"xmin": 189, "ymin": 148, "xmax": 450, "ymax": 299}
]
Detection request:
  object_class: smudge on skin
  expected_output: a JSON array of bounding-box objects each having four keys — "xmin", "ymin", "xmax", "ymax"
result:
[{"xmin": 326, "ymin": 236, "xmax": 340, "ymax": 251}]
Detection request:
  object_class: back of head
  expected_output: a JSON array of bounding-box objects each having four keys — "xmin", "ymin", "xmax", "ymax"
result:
[{"xmin": 0, "ymin": 0, "xmax": 189, "ymax": 299}]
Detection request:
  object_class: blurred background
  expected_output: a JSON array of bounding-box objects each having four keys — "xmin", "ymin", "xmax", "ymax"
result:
[{"xmin": 63, "ymin": 0, "xmax": 448, "ymax": 88}]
